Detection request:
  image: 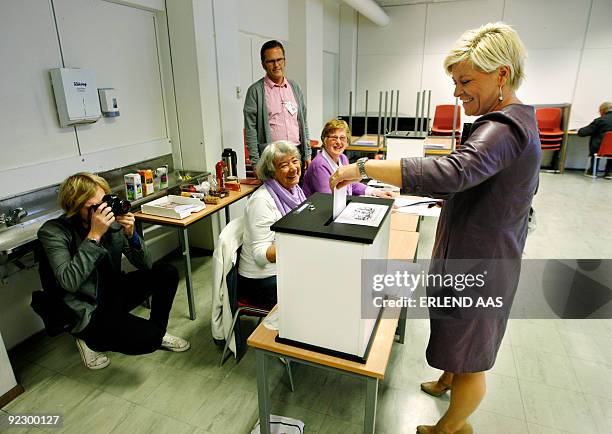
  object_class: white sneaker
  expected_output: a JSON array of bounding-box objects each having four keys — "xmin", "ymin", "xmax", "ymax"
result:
[
  {"xmin": 75, "ymin": 338, "xmax": 110, "ymax": 370},
  {"xmin": 161, "ymin": 333, "xmax": 191, "ymax": 352}
]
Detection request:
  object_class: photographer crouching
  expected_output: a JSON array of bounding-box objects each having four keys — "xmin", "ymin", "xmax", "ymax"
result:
[{"xmin": 37, "ymin": 172, "xmax": 189, "ymax": 370}]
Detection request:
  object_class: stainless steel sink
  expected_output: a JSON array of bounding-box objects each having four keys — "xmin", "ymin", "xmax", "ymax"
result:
[{"xmin": 0, "ymin": 210, "xmax": 63, "ymax": 255}]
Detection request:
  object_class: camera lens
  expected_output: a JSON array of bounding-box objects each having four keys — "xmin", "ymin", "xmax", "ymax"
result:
[
  {"xmin": 100, "ymin": 195, "xmax": 131, "ymax": 216},
  {"xmin": 118, "ymin": 199, "xmax": 131, "ymax": 215}
]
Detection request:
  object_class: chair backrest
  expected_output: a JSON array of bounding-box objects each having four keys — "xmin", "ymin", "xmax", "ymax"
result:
[
  {"xmin": 536, "ymin": 107, "xmax": 561, "ymax": 131},
  {"xmin": 432, "ymin": 104, "xmax": 461, "ymax": 130},
  {"xmin": 216, "ymin": 215, "xmax": 245, "ymax": 288},
  {"xmin": 386, "ymin": 138, "xmax": 425, "ymax": 160},
  {"xmin": 217, "ymin": 216, "xmax": 245, "ymax": 266},
  {"xmin": 597, "ymin": 131, "xmax": 612, "ymax": 157}
]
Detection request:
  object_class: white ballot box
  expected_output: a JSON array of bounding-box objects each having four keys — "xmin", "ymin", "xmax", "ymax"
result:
[{"xmin": 271, "ymin": 193, "xmax": 392, "ymax": 362}]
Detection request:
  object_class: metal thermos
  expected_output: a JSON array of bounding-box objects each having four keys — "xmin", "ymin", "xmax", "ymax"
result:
[{"xmin": 222, "ymin": 148, "xmax": 237, "ymax": 177}]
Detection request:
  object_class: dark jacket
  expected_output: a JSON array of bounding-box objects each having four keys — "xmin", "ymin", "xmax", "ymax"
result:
[
  {"xmin": 243, "ymin": 77, "xmax": 311, "ymax": 165},
  {"xmin": 401, "ymin": 104, "xmax": 541, "ymax": 372},
  {"xmin": 37, "ymin": 215, "xmax": 152, "ymax": 332},
  {"xmin": 578, "ymin": 111, "xmax": 612, "ymax": 154}
]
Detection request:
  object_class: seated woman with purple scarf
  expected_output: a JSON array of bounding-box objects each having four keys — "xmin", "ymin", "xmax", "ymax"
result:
[
  {"xmin": 302, "ymin": 119, "xmax": 394, "ymax": 199},
  {"xmin": 237, "ymin": 140, "xmax": 306, "ymax": 309}
]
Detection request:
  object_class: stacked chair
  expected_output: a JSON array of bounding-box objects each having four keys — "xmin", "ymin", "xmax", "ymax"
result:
[
  {"xmin": 536, "ymin": 108, "xmax": 564, "ymax": 170},
  {"xmin": 431, "ymin": 104, "xmax": 461, "ymax": 147}
]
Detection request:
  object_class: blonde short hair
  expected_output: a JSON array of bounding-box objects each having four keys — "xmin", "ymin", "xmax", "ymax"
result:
[
  {"xmin": 256, "ymin": 141, "xmax": 301, "ymax": 181},
  {"xmin": 58, "ymin": 172, "xmax": 111, "ymax": 217},
  {"xmin": 444, "ymin": 22, "xmax": 527, "ymax": 90},
  {"xmin": 320, "ymin": 119, "xmax": 352, "ymax": 144},
  {"xmin": 599, "ymin": 102, "xmax": 612, "ymax": 114}
]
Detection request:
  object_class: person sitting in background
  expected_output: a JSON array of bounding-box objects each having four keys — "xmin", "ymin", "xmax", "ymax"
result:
[
  {"xmin": 37, "ymin": 173, "xmax": 189, "ymax": 370},
  {"xmin": 238, "ymin": 141, "xmax": 305, "ymax": 309},
  {"xmin": 302, "ymin": 119, "xmax": 394, "ymax": 198},
  {"xmin": 578, "ymin": 101, "xmax": 612, "ymax": 178}
]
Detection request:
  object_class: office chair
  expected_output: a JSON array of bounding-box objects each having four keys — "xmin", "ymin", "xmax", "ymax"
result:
[{"xmin": 586, "ymin": 131, "xmax": 612, "ymax": 179}]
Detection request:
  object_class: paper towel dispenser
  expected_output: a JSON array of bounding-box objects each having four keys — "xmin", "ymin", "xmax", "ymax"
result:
[{"xmin": 50, "ymin": 68, "xmax": 101, "ymax": 127}]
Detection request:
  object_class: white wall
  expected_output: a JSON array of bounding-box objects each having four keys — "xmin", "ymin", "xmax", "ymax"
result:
[
  {"xmin": 0, "ymin": 0, "xmax": 173, "ymax": 199},
  {"xmin": 352, "ymin": 0, "xmax": 612, "ymax": 129},
  {"xmin": 323, "ymin": 0, "xmax": 341, "ymax": 122},
  {"xmin": 238, "ymin": 0, "xmax": 289, "ymax": 41},
  {"xmin": 236, "ymin": 0, "xmax": 338, "ymax": 146}
]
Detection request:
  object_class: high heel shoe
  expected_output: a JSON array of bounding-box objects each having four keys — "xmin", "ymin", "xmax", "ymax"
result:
[
  {"xmin": 416, "ymin": 422, "xmax": 473, "ymax": 434},
  {"xmin": 420, "ymin": 380, "xmax": 451, "ymax": 397}
]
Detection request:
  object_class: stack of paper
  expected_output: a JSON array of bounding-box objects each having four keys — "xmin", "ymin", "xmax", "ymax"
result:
[
  {"xmin": 141, "ymin": 195, "xmax": 206, "ymax": 219},
  {"xmin": 394, "ymin": 197, "xmax": 442, "ymax": 217}
]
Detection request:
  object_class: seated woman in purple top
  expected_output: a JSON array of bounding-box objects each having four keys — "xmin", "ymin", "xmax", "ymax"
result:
[{"xmin": 302, "ymin": 119, "xmax": 394, "ymax": 198}]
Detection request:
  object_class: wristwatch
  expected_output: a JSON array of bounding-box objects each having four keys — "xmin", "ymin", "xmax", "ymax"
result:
[{"xmin": 357, "ymin": 157, "xmax": 369, "ymax": 180}]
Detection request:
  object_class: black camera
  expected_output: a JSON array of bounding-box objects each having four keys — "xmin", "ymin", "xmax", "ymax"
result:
[{"xmin": 92, "ymin": 194, "xmax": 131, "ymax": 216}]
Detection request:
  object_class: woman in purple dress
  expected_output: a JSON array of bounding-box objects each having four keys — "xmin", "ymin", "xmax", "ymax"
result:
[
  {"xmin": 330, "ymin": 23, "xmax": 541, "ymax": 434},
  {"xmin": 302, "ymin": 119, "xmax": 393, "ymax": 199}
]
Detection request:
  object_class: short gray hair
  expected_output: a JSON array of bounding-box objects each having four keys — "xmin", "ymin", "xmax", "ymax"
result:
[
  {"xmin": 444, "ymin": 22, "xmax": 527, "ymax": 90},
  {"xmin": 256, "ymin": 141, "xmax": 301, "ymax": 181},
  {"xmin": 599, "ymin": 101, "xmax": 612, "ymax": 114}
]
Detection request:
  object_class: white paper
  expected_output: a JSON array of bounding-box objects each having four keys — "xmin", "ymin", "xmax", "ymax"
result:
[
  {"xmin": 367, "ymin": 179, "xmax": 400, "ymax": 192},
  {"xmin": 395, "ymin": 204, "xmax": 441, "ymax": 217},
  {"xmin": 394, "ymin": 196, "xmax": 442, "ymax": 217},
  {"xmin": 334, "ymin": 202, "xmax": 388, "ymax": 227},
  {"xmin": 333, "ymin": 186, "xmax": 347, "ymax": 219},
  {"xmin": 251, "ymin": 415, "xmax": 304, "ymax": 434},
  {"xmin": 394, "ymin": 197, "xmax": 441, "ymax": 208}
]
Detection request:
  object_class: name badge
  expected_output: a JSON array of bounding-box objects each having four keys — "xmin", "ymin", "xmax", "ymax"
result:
[{"xmin": 284, "ymin": 101, "xmax": 297, "ymax": 116}]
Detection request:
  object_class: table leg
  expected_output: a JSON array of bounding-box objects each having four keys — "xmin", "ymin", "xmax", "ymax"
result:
[
  {"xmin": 364, "ymin": 377, "xmax": 379, "ymax": 434},
  {"xmin": 363, "ymin": 377, "xmax": 378, "ymax": 434},
  {"xmin": 397, "ymin": 306, "xmax": 407, "ymax": 344},
  {"xmin": 178, "ymin": 227, "xmax": 196, "ymax": 320},
  {"xmin": 225, "ymin": 206, "xmax": 230, "ymax": 224},
  {"xmin": 256, "ymin": 350, "xmax": 271, "ymax": 434}
]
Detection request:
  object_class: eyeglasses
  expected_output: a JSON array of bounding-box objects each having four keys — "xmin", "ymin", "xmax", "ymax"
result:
[
  {"xmin": 264, "ymin": 57, "xmax": 285, "ymax": 66},
  {"xmin": 326, "ymin": 135, "xmax": 348, "ymax": 143}
]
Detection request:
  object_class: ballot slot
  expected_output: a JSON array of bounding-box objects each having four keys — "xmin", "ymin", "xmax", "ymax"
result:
[{"xmin": 324, "ymin": 198, "xmax": 355, "ymax": 226}]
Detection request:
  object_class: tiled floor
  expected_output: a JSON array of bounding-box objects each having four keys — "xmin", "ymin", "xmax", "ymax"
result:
[{"xmin": 3, "ymin": 171, "xmax": 612, "ymax": 433}]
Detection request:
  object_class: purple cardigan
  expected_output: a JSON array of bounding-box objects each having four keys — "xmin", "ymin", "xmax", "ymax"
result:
[{"xmin": 302, "ymin": 152, "xmax": 366, "ymax": 197}]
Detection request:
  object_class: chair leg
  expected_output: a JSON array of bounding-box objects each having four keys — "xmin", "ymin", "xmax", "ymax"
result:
[
  {"xmin": 220, "ymin": 307, "xmax": 245, "ymax": 367},
  {"xmin": 593, "ymin": 155, "xmax": 598, "ymax": 179}
]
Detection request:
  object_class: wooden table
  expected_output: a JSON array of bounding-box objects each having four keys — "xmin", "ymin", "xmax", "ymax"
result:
[
  {"xmin": 134, "ymin": 183, "xmax": 261, "ymax": 319},
  {"xmin": 248, "ymin": 306, "xmax": 401, "ymax": 434},
  {"xmin": 248, "ymin": 221, "xmax": 420, "ymax": 434},
  {"xmin": 390, "ymin": 212, "xmax": 419, "ymax": 232}
]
